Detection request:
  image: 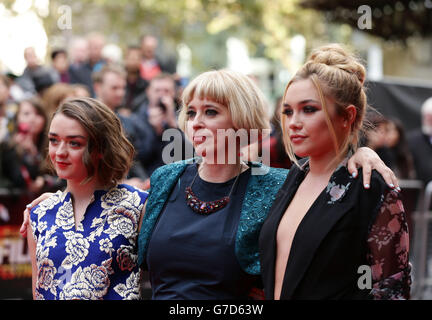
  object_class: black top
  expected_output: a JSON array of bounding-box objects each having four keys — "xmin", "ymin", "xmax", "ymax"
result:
[
  {"xmin": 146, "ymin": 163, "xmax": 258, "ymax": 299},
  {"xmin": 259, "ymin": 161, "xmax": 411, "ymax": 300}
]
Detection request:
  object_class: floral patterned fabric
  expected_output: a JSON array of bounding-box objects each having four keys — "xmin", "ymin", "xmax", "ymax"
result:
[
  {"xmin": 367, "ymin": 188, "xmax": 411, "ymax": 299},
  {"xmin": 30, "ymin": 184, "xmax": 148, "ymax": 300}
]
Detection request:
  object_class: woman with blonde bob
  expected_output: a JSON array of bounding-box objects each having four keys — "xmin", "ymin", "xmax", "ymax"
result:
[
  {"xmin": 27, "ymin": 98, "xmax": 148, "ymax": 299},
  {"xmin": 259, "ymin": 44, "xmax": 410, "ymax": 300},
  {"xmin": 136, "ymin": 68, "xmax": 399, "ymax": 299}
]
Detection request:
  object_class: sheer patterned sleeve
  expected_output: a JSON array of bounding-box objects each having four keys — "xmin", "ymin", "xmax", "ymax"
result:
[{"xmin": 366, "ymin": 189, "xmax": 411, "ymax": 300}]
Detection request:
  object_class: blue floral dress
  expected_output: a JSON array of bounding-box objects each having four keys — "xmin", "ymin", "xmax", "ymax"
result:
[{"xmin": 29, "ymin": 184, "xmax": 148, "ymax": 300}]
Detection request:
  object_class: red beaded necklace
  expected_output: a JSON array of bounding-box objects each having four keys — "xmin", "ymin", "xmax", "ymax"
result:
[{"xmin": 185, "ymin": 164, "xmax": 242, "ymax": 215}]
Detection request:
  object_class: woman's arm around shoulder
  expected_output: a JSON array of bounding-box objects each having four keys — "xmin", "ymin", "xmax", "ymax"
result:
[{"xmin": 20, "ymin": 192, "xmax": 57, "ymax": 237}]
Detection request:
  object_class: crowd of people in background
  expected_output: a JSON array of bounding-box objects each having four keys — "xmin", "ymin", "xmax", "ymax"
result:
[
  {"xmin": 0, "ymin": 32, "xmax": 432, "ymax": 203},
  {"xmin": 363, "ymin": 111, "xmax": 416, "ymax": 180},
  {"xmin": 361, "ymin": 99, "xmax": 432, "ymax": 188},
  {"xmin": 0, "ymin": 33, "xmax": 185, "ymax": 197}
]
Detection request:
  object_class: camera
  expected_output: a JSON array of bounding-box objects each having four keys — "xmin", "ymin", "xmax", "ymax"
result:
[
  {"xmin": 157, "ymin": 98, "xmax": 167, "ymax": 113},
  {"xmin": 18, "ymin": 122, "xmax": 30, "ymax": 135}
]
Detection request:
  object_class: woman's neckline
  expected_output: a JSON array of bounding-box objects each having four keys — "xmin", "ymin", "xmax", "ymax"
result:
[{"xmin": 191, "ymin": 163, "xmax": 250, "ymax": 186}]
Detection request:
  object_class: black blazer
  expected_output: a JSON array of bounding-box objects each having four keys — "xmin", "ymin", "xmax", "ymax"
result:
[{"xmin": 259, "ymin": 161, "xmax": 390, "ymax": 300}]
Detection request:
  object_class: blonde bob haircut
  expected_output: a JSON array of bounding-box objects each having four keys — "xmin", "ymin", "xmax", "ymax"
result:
[
  {"xmin": 281, "ymin": 43, "xmax": 368, "ymax": 167},
  {"xmin": 51, "ymin": 97, "xmax": 134, "ymax": 188},
  {"xmin": 178, "ymin": 69, "xmax": 271, "ymax": 136}
]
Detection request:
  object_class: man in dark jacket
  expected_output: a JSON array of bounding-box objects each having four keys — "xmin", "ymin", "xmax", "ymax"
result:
[
  {"xmin": 122, "ymin": 46, "xmax": 148, "ymax": 114},
  {"xmin": 69, "ymin": 33, "xmax": 107, "ymax": 97},
  {"xmin": 135, "ymin": 73, "xmax": 191, "ymax": 175},
  {"xmin": 16, "ymin": 47, "xmax": 57, "ymax": 95},
  {"xmin": 93, "ymin": 64, "xmax": 156, "ymax": 186}
]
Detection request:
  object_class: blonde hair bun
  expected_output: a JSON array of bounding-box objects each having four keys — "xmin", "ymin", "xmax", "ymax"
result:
[
  {"xmin": 282, "ymin": 43, "xmax": 369, "ymax": 167},
  {"xmin": 307, "ymin": 43, "xmax": 366, "ymax": 85}
]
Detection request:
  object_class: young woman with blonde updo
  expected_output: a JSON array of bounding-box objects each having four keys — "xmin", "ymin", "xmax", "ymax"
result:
[{"xmin": 259, "ymin": 44, "xmax": 411, "ymax": 300}]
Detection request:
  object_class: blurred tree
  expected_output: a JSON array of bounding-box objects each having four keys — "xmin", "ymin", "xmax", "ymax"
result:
[
  {"xmin": 4, "ymin": 0, "xmax": 431, "ymax": 75},
  {"xmin": 4, "ymin": 0, "xmax": 343, "ymax": 75},
  {"xmin": 301, "ymin": 0, "xmax": 432, "ymax": 42}
]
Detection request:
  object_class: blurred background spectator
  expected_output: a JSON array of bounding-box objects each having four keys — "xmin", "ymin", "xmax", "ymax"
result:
[
  {"xmin": 407, "ymin": 97, "xmax": 432, "ymax": 186},
  {"xmin": 93, "ymin": 64, "xmax": 156, "ymax": 188},
  {"xmin": 269, "ymin": 96, "xmax": 293, "ymax": 169},
  {"xmin": 15, "ymin": 47, "xmax": 57, "ymax": 97},
  {"xmin": 0, "ymin": 74, "xmax": 14, "ymax": 145},
  {"xmin": 68, "ymin": 37, "xmax": 91, "ymax": 94},
  {"xmin": 140, "ymin": 35, "xmax": 176, "ymax": 81},
  {"xmin": 71, "ymin": 83, "xmax": 91, "ymax": 98},
  {"xmin": 385, "ymin": 117, "xmax": 416, "ymax": 180},
  {"xmin": 87, "ymin": 32, "xmax": 107, "ymax": 73},
  {"xmin": 122, "ymin": 45, "xmax": 149, "ymax": 115},
  {"xmin": 68, "ymin": 34, "xmax": 108, "ymax": 97},
  {"xmin": 135, "ymin": 73, "xmax": 184, "ymax": 175},
  {"xmin": 364, "ymin": 111, "xmax": 417, "ymax": 180},
  {"xmin": 41, "ymin": 82, "xmax": 76, "ymax": 119},
  {"xmin": 0, "ymin": 97, "xmax": 61, "ymax": 195},
  {"xmin": 51, "ymin": 48, "xmax": 70, "ymax": 84},
  {"xmin": 364, "ymin": 112, "xmax": 395, "ymax": 168}
]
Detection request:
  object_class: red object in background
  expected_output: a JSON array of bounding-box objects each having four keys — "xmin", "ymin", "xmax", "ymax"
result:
[
  {"xmin": 18, "ymin": 122, "xmax": 30, "ymax": 135},
  {"xmin": 0, "ymin": 192, "xmax": 33, "ymax": 299},
  {"xmin": 140, "ymin": 62, "xmax": 161, "ymax": 81}
]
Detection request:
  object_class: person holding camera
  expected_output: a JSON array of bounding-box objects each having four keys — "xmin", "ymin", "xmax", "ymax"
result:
[
  {"xmin": 136, "ymin": 73, "xmax": 178, "ymax": 135},
  {"xmin": 92, "ymin": 64, "xmax": 155, "ymax": 188},
  {"xmin": 136, "ymin": 73, "xmax": 190, "ymax": 175}
]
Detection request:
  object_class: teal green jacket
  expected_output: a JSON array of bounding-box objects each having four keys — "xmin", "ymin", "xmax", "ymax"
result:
[{"xmin": 137, "ymin": 159, "xmax": 288, "ymax": 275}]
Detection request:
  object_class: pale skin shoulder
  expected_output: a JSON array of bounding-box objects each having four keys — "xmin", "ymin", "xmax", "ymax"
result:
[{"xmin": 273, "ymin": 169, "xmax": 333, "ymax": 299}]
